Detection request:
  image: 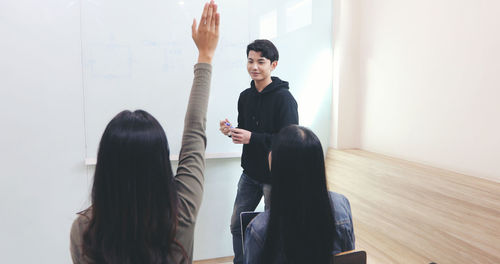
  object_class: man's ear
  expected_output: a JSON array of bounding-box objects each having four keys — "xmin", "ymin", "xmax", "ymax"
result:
[{"xmin": 271, "ymin": 60, "xmax": 278, "ymax": 71}]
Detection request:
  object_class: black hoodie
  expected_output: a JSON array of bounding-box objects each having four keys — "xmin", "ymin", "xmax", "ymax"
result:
[{"xmin": 237, "ymin": 76, "xmax": 299, "ymax": 183}]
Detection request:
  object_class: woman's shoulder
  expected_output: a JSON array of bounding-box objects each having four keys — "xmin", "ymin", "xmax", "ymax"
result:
[
  {"xmin": 247, "ymin": 211, "xmax": 269, "ymax": 239},
  {"xmin": 328, "ymin": 192, "xmax": 355, "ymax": 253},
  {"xmin": 75, "ymin": 209, "xmax": 92, "ymax": 222},
  {"xmin": 249, "ymin": 211, "xmax": 269, "ymax": 232},
  {"xmin": 71, "ymin": 209, "xmax": 92, "ymax": 238},
  {"xmin": 328, "ymin": 191, "xmax": 350, "ymax": 206},
  {"xmin": 70, "ymin": 209, "xmax": 93, "ymax": 262},
  {"xmin": 245, "ymin": 211, "xmax": 270, "ymax": 249},
  {"xmin": 327, "ymin": 191, "xmax": 353, "ymax": 224}
]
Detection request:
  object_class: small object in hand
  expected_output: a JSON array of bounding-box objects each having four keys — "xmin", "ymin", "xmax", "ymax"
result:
[{"xmin": 225, "ymin": 122, "xmax": 233, "ymax": 137}]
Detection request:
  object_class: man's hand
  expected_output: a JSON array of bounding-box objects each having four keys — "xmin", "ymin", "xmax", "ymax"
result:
[
  {"xmin": 192, "ymin": 1, "xmax": 220, "ymax": 64},
  {"xmin": 219, "ymin": 118, "xmax": 232, "ymax": 136},
  {"xmin": 231, "ymin": 128, "xmax": 251, "ymax": 144}
]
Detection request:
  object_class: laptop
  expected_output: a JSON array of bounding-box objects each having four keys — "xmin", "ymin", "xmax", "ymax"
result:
[{"xmin": 240, "ymin": 211, "xmax": 260, "ymax": 254}]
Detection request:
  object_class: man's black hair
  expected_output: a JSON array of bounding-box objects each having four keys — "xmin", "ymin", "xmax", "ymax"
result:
[{"xmin": 246, "ymin": 39, "xmax": 279, "ymax": 63}]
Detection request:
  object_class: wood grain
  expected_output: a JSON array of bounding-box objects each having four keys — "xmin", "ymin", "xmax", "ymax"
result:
[
  {"xmin": 326, "ymin": 149, "xmax": 500, "ymax": 264},
  {"xmin": 194, "ymin": 256, "xmax": 233, "ymax": 264}
]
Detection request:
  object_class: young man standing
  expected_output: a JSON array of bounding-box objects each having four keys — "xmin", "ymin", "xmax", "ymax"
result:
[{"xmin": 219, "ymin": 39, "xmax": 299, "ymax": 264}]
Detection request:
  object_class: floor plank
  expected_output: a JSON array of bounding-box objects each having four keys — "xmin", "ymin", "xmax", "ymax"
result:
[
  {"xmin": 194, "ymin": 256, "xmax": 233, "ymax": 264},
  {"xmin": 326, "ymin": 149, "xmax": 500, "ymax": 264}
]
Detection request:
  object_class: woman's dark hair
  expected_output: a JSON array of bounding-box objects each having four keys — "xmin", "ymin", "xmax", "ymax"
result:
[
  {"xmin": 81, "ymin": 110, "xmax": 186, "ymax": 263},
  {"xmin": 246, "ymin": 39, "xmax": 279, "ymax": 63},
  {"xmin": 262, "ymin": 125, "xmax": 335, "ymax": 264}
]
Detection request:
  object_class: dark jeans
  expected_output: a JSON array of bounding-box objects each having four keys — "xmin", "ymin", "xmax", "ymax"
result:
[{"xmin": 230, "ymin": 173, "xmax": 271, "ymax": 264}]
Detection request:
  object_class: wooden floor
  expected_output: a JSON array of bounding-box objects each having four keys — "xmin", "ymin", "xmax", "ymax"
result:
[
  {"xmin": 195, "ymin": 149, "xmax": 500, "ymax": 263},
  {"xmin": 194, "ymin": 256, "xmax": 233, "ymax": 264},
  {"xmin": 326, "ymin": 149, "xmax": 500, "ymax": 264}
]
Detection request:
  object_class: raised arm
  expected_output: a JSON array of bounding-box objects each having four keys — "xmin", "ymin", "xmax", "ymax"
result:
[{"xmin": 175, "ymin": 0, "xmax": 219, "ymax": 224}]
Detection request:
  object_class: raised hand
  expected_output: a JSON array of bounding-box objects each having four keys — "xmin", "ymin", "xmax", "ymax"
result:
[{"xmin": 192, "ymin": 1, "xmax": 220, "ymax": 64}]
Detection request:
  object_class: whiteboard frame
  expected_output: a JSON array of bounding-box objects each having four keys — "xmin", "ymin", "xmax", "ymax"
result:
[{"xmin": 85, "ymin": 152, "xmax": 241, "ymax": 166}]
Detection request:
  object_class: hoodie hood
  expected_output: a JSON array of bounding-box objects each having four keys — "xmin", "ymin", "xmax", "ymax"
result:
[{"xmin": 250, "ymin": 77, "xmax": 289, "ymax": 95}]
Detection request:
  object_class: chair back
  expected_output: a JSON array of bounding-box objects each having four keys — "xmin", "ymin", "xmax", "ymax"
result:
[{"xmin": 332, "ymin": 250, "xmax": 367, "ymax": 264}]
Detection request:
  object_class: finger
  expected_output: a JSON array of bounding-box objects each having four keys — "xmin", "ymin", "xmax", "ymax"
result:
[
  {"xmin": 191, "ymin": 19, "xmax": 197, "ymax": 39},
  {"xmin": 214, "ymin": 12, "xmax": 220, "ymax": 33},
  {"xmin": 206, "ymin": 1, "xmax": 214, "ymax": 27},
  {"xmin": 200, "ymin": 2, "xmax": 209, "ymax": 27},
  {"xmin": 210, "ymin": 4, "xmax": 218, "ymax": 30}
]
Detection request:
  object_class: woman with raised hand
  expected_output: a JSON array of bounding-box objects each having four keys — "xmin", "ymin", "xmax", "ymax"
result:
[
  {"xmin": 244, "ymin": 125, "xmax": 355, "ymax": 264},
  {"xmin": 70, "ymin": 2, "xmax": 219, "ymax": 263}
]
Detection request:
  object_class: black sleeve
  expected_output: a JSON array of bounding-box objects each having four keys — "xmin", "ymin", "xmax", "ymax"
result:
[
  {"xmin": 237, "ymin": 93, "xmax": 244, "ymax": 129},
  {"xmin": 250, "ymin": 92, "xmax": 298, "ymax": 150}
]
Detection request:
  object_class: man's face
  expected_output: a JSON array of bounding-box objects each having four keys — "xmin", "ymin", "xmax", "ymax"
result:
[{"xmin": 247, "ymin": 50, "xmax": 277, "ymax": 82}]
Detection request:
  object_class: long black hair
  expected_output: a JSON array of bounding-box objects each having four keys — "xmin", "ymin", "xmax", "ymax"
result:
[
  {"xmin": 262, "ymin": 125, "xmax": 335, "ymax": 264},
  {"xmin": 81, "ymin": 110, "xmax": 186, "ymax": 263}
]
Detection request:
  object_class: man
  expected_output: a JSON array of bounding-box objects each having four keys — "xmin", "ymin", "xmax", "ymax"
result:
[{"xmin": 219, "ymin": 39, "xmax": 299, "ymax": 264}]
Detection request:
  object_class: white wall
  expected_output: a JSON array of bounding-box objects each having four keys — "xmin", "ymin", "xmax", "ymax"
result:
[
  {"xmin": 331, "ymin": 0, "xmax": 362, "ymax": 149},
  {"xmin": 0, "ymin": 1, "xmax": 88, "ymax": 263},
  {"xmin": 332, "ymin": 0, "xmax": 500, "ymax": 181}
]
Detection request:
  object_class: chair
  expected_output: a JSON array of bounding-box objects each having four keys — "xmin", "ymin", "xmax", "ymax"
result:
[{"xmin": 332, "ymin": 250, "xmax": 367, "ymax": 264}]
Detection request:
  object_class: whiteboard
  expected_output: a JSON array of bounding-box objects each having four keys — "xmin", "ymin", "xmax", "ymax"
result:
[
  {"xmin": 82, "ymin": 0, "xmax": 248, "ymax": 161},
  {"xmin": 81, "ymin": 0, "xmax": 333, "ymax": 162}
]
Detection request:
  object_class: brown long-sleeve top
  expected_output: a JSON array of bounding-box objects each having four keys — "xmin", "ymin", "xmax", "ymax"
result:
[{"xmin": 70, "ymin": 63, "xmax": 212, "ymax": 263}]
